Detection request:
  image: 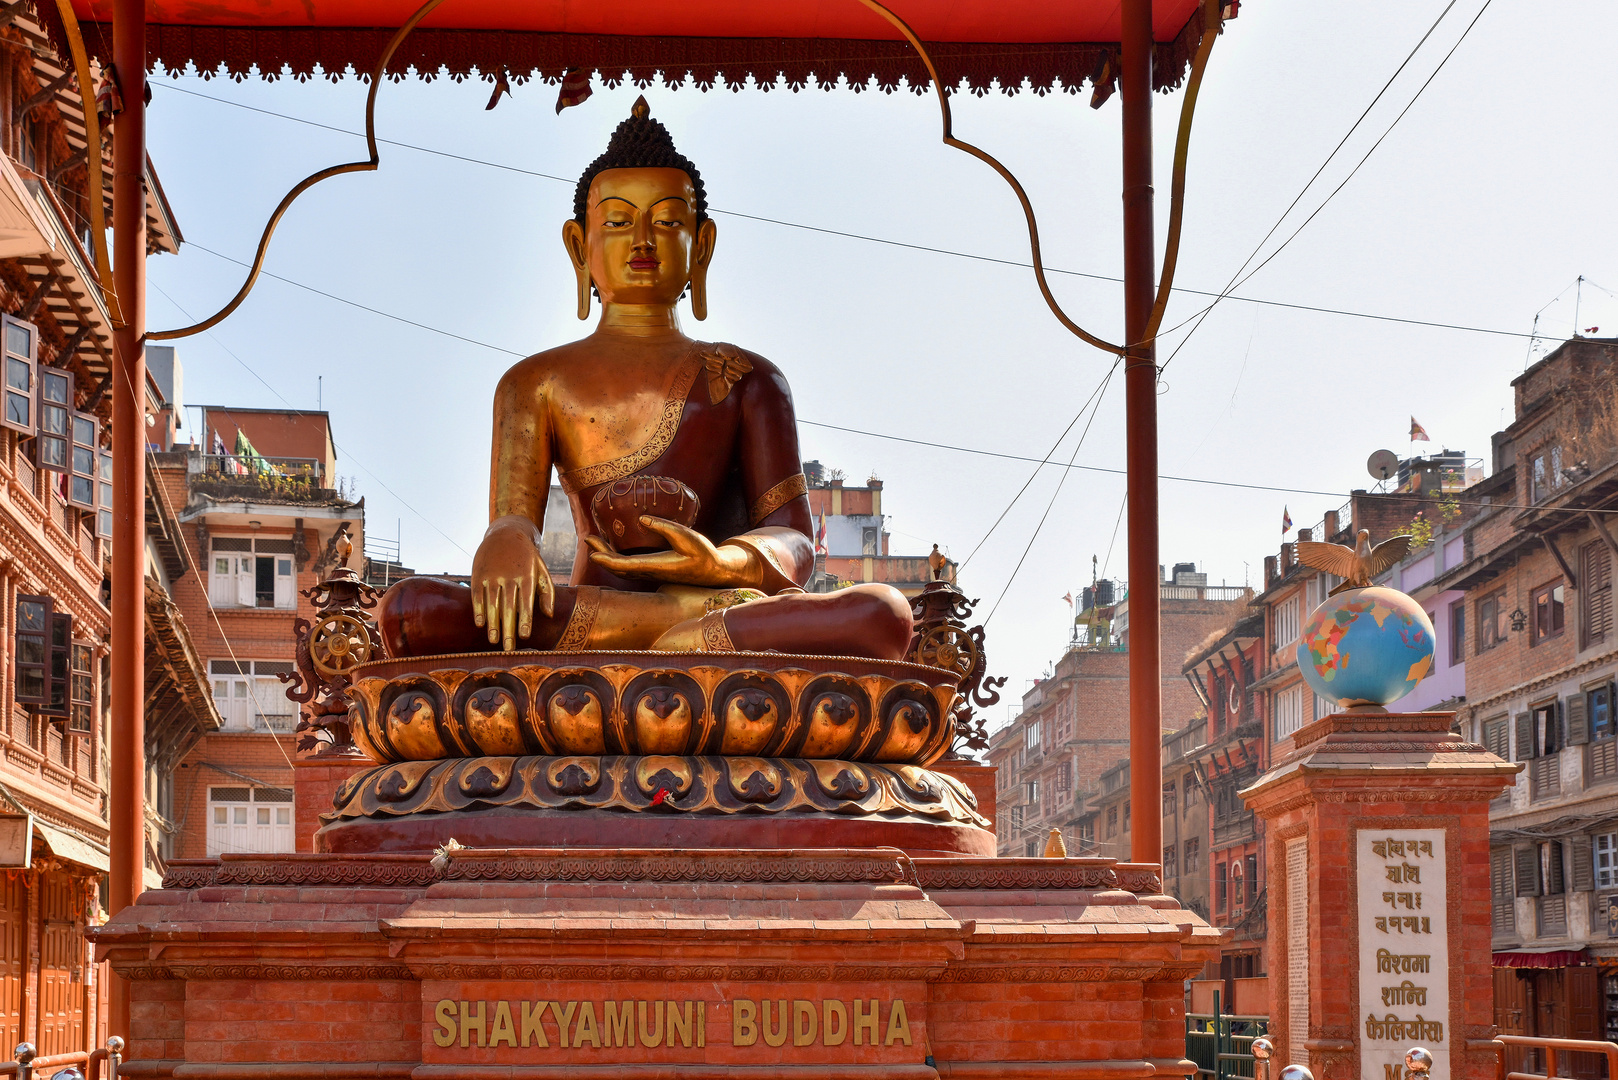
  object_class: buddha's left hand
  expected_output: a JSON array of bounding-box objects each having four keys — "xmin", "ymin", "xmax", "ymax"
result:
[{"xmin": 585, "ymin": 516, "xmax": 761, "ymax": 589}]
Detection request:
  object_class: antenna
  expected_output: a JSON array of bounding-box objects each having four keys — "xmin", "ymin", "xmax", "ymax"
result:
[{"xmin": 1575, "ymin": 275, "xmax": 1584, "ymax": 338}]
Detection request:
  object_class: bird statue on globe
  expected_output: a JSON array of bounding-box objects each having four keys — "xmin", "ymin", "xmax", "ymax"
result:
[{"xmin": 1294, "ymin": 529, "xmax": 1434, "ymax": 710}]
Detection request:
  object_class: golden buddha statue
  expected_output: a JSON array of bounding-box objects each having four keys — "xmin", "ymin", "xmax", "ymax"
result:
[{"xmin": 378, "ymin": 97, "xmax": 912, "ymax": 661}]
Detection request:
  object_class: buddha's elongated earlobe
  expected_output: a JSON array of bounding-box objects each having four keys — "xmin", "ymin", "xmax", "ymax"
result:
[
  {"xmin": 562, "ymin": 219, "xmax": 592, "ymax": 320},
  {"xmin": 690, "ymin": 218, "xmax": 718, "ymax": 321}
]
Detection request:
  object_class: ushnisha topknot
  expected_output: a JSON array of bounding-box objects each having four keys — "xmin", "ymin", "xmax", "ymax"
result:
[{"xmin": 573, "ymin": 95, "xmax": 708, "ymax": 225}]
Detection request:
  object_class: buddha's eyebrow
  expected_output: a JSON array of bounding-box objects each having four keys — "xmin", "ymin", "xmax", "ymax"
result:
[
  {"xmin": 597, "ymin": 196, "xmax": 638, "ymax": 208},
  {"xmin": 651, "ymin": 196, "xmax": 690, "ymax": 209}
]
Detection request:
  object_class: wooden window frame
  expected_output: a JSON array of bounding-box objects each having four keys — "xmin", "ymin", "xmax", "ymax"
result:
[
  {"xmin": 1, "ymin": 314, "xmax": 36, "ymax": 437},
  {"xmin": 1450, "ymin": 598, "xmax": 1467, "ymax": 666},
  {"xmin": 39, "ymin": 611, "xmax": 73, "ymax": 717},
  {"xmin": 1533, "ymin": 580, "xmax": 1567, "ymax": 645},
  {"xmin": 1478, "ymin": 588, "xmax": 1509, "ymax": 653},
  {"xmin": 96, "ymin": 451, "xmax": 113, "ymax": 539},
  {"xmin": 67, "ymin": 412, "xmax": 97, "ymax": 510},
  {"xmin": 1184, "ymin": 838, "xmax": 1200, "ymax": 872},
  {"xmin": 14, "ymin": 593, "xmax": 52, "ymax": 705},
  {"xmin": 1583, "ymin": 539, "xmax": 1613, "ymax": 649},
  {"xmin": 68, "ymin": 641, "xmax": 94, "ymax": 735},
  {"xmin": 34, "ymin": 366, "xmax": 73, "ymax": 475}
]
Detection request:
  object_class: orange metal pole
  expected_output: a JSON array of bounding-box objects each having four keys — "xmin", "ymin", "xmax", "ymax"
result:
[
  {"xmin": 108, "ymin": 0, "xmax": 147, "ymax": 1040},
  {"xmin": 1122, "ymin": 0, "xmax": 1162, "ymax": 866}
]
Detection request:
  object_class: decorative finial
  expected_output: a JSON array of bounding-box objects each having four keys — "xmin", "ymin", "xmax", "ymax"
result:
[
  {"xmin": 631, "ymin": 95, "xmax": 650, "ymax": 120},
  {"xmin": 1043, "ymin": 828, "xmax": 1067, "ymax": 858}
]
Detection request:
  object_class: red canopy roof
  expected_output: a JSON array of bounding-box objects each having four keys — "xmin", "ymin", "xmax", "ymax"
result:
[{"xmin": 48, "ymin": 0, "xmax": 1210, "ymax": 96}]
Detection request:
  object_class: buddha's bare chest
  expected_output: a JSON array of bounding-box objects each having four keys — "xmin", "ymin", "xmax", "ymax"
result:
[{"xmin": 545, "ymin": 350, "xmax": 736, "ymax": 476}]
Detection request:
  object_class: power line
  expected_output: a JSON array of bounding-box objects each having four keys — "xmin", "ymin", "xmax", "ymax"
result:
[
  {"xmin": 153, "ymin": 80, "xmax": 1545, "ymax": 345},
  {"xmin": 1160, "ymin": 0, "xmax": 1495, "ymax": 369},
  {"xmin": 148, "ymin": 280, "xmax": 476, "ymax": 558}
]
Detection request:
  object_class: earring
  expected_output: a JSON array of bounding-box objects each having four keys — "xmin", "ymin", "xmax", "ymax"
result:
[
  {"xmin": 690, "ymin": 266, "xmax": 708, "ymax": 321},
  {"xmin": 575, "ymin": 266, "xmax": 593, "ymax": 321}
]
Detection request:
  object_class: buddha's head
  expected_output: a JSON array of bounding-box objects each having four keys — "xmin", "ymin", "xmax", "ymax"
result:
[{"xmin": 564, "ymin": 96, "xmax": 718, "ymax": 321}]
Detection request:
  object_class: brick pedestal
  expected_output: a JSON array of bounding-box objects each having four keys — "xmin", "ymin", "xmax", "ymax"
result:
[
  {"xmin": 1241, "ymin": 711, "xmax": 1519, "ymax": 1080},
  {"xmin": 292, "ymin": 749, "xmax": 372, "ymax": 853},
  {"xmin": 97, "ymin": 848, "xmax": 1219, "ymax": 1079}
]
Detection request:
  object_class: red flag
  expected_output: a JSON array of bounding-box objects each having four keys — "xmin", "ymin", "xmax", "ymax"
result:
[
  {"xmin": 1410, "ymin": 416, "xmax": 1430, "ymax": 442},
  {"xmin": 555, "ymin": 69, "xmax": 592, "ymax": 114},
  {"xmin": 1062, "ymin": 592, "xmax": 1073, "ymax": 606},
  {"xmin": 1586, "ymin": 327, "xmax": 1602, "ymax": 335},
  {"xmin": 1281, "ymin": 506, "xmax": 1293, "ymax": 534}
]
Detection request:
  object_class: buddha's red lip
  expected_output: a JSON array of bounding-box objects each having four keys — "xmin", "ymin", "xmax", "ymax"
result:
[{"xmin": 629, "ymin": 259, "xmax": 660, "ymax": 269}]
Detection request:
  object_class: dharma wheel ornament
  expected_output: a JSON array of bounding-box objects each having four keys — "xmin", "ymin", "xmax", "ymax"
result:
[
  {"xmin": 280, "ymin": 529, "xmax": 382, "ymax": 756},
  {"xmin": 908, "ymin": 577, "xmax": 1005, "ymax": 756}
]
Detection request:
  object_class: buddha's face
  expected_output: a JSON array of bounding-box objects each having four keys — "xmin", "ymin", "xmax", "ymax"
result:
[{"xmin": 568, "ymin": 167, "xmax": 715, "ymax": 307}]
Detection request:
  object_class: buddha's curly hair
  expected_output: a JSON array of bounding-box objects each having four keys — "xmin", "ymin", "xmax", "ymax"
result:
[{"xmin": 573, "ymin": 96, "xmax": 708, "ymax": 225}]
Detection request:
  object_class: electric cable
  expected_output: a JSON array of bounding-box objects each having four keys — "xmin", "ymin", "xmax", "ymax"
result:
[
  {"xmin": 984, "ymin": 363, "xmax": 1119, "ymax": 625},
  {"xmin": 1158, "ymin": 0, "xmax": 1497, "ymax": 371},
  {"xmin": 148, "ymin": 280, "xmax": 476, "ymax": 558},
  {"xmin": 152, "ymin": 81, "xmax": 1549, "ymax": 345}
]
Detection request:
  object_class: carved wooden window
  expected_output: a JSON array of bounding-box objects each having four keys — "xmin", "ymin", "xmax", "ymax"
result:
[
  {"xmin": 1450, "ymin": 599, "xmax": 1467, "ymax": 665},
  {"xmin": 1184, "ymin": 837, "xmax": 1199, "ymax": 872},
  {"xmin": 1163, "ymin": 845, "xmax": 1177, "ymax": 881},
  {"xmin": 1, "ymin": 315, "xmax": 36, "ymax": 437},
  {"xmin": 35, "ymin": 367, "xmax": 72, "ymax": 473},
  {"xmin": 1215, "ymin": 861, "xmax": 1227, "ymax": 912},
  {"xmin": 14, "ymin": 594, "xmax": 51, "ymax": 704},
  {"xmin": 40, "ymin": 613, "xmax": 72, "ymax": 717}
]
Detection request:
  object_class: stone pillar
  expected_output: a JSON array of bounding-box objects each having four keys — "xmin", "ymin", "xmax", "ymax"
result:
[{"xmin": 1241, "ymin": 711, "xmax": 1518, "ymax": 1080}]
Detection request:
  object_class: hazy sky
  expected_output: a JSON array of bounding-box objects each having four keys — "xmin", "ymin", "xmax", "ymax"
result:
[{"xmin": 144, "ymin": 0, "xmax": 1618, "ymax": 730}]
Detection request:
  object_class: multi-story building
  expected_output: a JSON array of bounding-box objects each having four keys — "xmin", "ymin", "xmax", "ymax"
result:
[
  {"xmin": 985, "ymin": 564, "xmax": 1249, "ymax": 857},
  {"xmin": 0, "ymin": 10, "xmax": 214, "ymax": 1056},
  {"xmin": 803, "ymin": 461, "xmax": 950, "ymax": 597},
  {"xmin": 151, "ymin": 398, "xmax": 365, "ymax": 861},
  {"xmin": 1428, "ymin": 337, "xmax": 1618, "ymax": 1045}
]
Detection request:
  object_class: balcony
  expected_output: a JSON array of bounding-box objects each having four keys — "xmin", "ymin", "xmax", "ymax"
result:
[
  {"xmin": 1213, "ymin": 811, "xmax": 1256, "ymax": 847},
  {"xmin": 189, "ymin": 454, "xmax": 338, "ymax": 504}
]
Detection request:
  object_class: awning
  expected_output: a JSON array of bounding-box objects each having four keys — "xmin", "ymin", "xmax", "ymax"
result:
[
  {"xmin": 33, "ymin": 821, "xmax": 109, "ymax": 873},
  {"xmin": 1493, "ymin": 949, "xmax": 1591, "ymax": 969},
  {"xmin": 0, "ymin": 155, "xmax": 57, "ymax": 261},
  {"xmin": 42, "ymin": 0, "xmax": 1213, "ymax": 97}
]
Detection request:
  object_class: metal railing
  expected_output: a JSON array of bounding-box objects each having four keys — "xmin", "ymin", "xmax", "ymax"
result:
[
  {"xmin": 1492, "ymin": 1034, "xmax": 1618, "ymax": 1080},
  {"xmin": 1187, "ymin": 999, "xmax": 1267, "ymax": 1080},
  {"xmin": 0, "ymin": 1038, "xmax": 123, "ymax": 1080}
]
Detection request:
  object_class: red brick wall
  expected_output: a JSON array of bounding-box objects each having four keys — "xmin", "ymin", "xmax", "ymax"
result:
[{"xmin": 171, "ymin": 732, "xmax": 297, "ymax": 860}]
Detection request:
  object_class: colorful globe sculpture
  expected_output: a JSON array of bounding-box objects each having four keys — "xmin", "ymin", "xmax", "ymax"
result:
[{"xmin": 1296, "ymin": 586, "xmax": 1435, "ymax": 709}]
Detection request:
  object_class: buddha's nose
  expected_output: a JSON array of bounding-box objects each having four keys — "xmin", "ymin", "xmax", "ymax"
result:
[{"xmin": 633, "ymin": 214, "xmax": 655, "ymax": 248}]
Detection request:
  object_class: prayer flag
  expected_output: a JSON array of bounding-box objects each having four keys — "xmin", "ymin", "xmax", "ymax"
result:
[
  {"xmin": 556, "ymin": 69, "xmax": 592, "ymax": 114},
  {"xmin": 815, "ymin": 511, "xmax": 827, "ymax": 555},
  {"xmin": 1063, "ymin": 592, "xmax": 1073, "ymax": 606},
  {"xmin": 1281, "ymin": 506, "xmax": 1293, "ymax": 534},
  {"xmin": 1410, "ymin": 416, "xmax": 1430, "ymax": 442}
]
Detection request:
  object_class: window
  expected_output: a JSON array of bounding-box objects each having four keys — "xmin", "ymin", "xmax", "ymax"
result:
[
  {"xmin": 1163, "ymin": 782, "xmax": 1177, "ymax": 818},
  {"xmin": 1230, "ymin": 859, "xmax": 1245, "ymax": 908},
  {"xmin": 1163, "ymin": 845, "xmax": 1178, "ymax": 880},
  {"xmin": 1056, "ymin": 761, "xmax": 1072, "ymax": 799},
  {"xmin": 1, "ymin": 315, "xmax": 36, "ymax": 436},
  {"xmin": 1450, "ymin": 599, "xmax": 1467, "ymax": 665},
  {"xmin": 861, "ymin": 527, "xmax": 878, "ymax": 556},
  {"xmin": 209, "ymin": 537, "xmax": 296, "ymax": 609},
  {"xmin": 1584, "ymin": 540, "xmax": 1613, "ymax": 648},
  {"xmin": 1215, "ymin": 862, "xmax": 1228, "ymax": 911},
  {"xmin": 1274, "ymin": 684, "xmax": 1304, "ymax": 740},
  {"xmin": 1024, "ymin": 839, "xmax": 1039, "ymax": 857},
  {"xmin": 96, "ymin": 452, "xmax": 113, "ymax": 539},
  {"xmin": 1314, "ymin": 691, "xmax": 1337, "ymax": 722},
  {"xmin": 1588, "ymin": 686, "xmax": 1618, "ymax": 782},
  {"xmin": 210, "ymin": 659, "xmax": 298, "ymax": 730},
  {"xmin": 35, "ymin": 367, "xmax": 72, "ymax": 473},
  {"xmin": 1536, "ymin": 701, "xmax": 1563, "ymax": 755},
  {"xmin": 1009, "ymin": 806, "xmax": 1024, "ymax": 830},
  {"xmin": 1531, "ymin": 446, "xmax": 1565, "ymax": 503},
  {"xmin": 1491, "ymin": 848, "xmax": 1515, "ymax": 935},
  {"xmin": 1106, "ymin": 806, "xmax": 1118, "ymax": 837},
  {"xmin": 1533, "ymin": 581, "xmax": 1566, "ymax": 645},
  {"xmin": 1025, "ymin": 722, "xmax": 1041, "ymax": 751},
  {"xmin": 1184, "ymin": 838, "xmax": 1200, "ymax": 872},
  {"xmin": 1482, "ymin": 715, "xmax": 1509, "ymax": 759},
  {"xmin": 1478, "ymin": 588, "xmax": 1508, "ymax": 653},
  {"xmin": 67, "ymin": 412, "xmax": 98, "ymax": 509},
  {"xmin": 1274, "ymin": 595, "xmax": 1300, "ymax": 648},
  {"xmin": 69, "ymin": 642, "xmax": 94, "ymax": 735},
  {"xmin": 1597, "ymin": 834, "xmax": 1618, "ymax": 889},
  {"xmin": 14, "ymin": 595, "xmax": 50, "ymax": 704},
  {"xmin": 206, "ymin": 786, "xmax": 294, "ymax": 856},
  {"xmin": 1184, "ymin": 775, "xmax": 1198, "ymax": 810},
  {"xmin": 1124, "ymin": 800, "xmax": 1131, "ymax": 833}
]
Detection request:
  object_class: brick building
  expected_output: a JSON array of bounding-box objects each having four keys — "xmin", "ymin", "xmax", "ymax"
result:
[
  {"xmin": 803, "ymin": 461, "xmax": 952, "ymax": 598},
  {"xmin": 151, "ymin": 399, "xmax": 365, "ymax": 861},
  {"xmin": 0, "ymin": 9, "xmax": 217, "ymax": 1057},
  {"xmin": 984, "ymin": 564, "xmax": 1249, "ymax": 859},
  {"xmin": 1426, "ymin": 337, "xmax": 1618, "ymax": 1044}
]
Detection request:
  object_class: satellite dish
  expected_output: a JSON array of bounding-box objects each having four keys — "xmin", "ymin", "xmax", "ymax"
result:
[{"xmin": 1368, "ymin": 449, "xmax": 1399, "ymax": 481}]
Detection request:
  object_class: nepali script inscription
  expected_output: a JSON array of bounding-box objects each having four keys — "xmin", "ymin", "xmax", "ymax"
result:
[{"xmin": 1358, "ymin": 830, "xmax": 1449, "ymax": 1080}]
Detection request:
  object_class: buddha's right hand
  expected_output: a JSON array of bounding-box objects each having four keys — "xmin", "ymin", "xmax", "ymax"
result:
[{"xmin": 470, "ymin": 515, "xmax": 554, "ymax": 651}]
